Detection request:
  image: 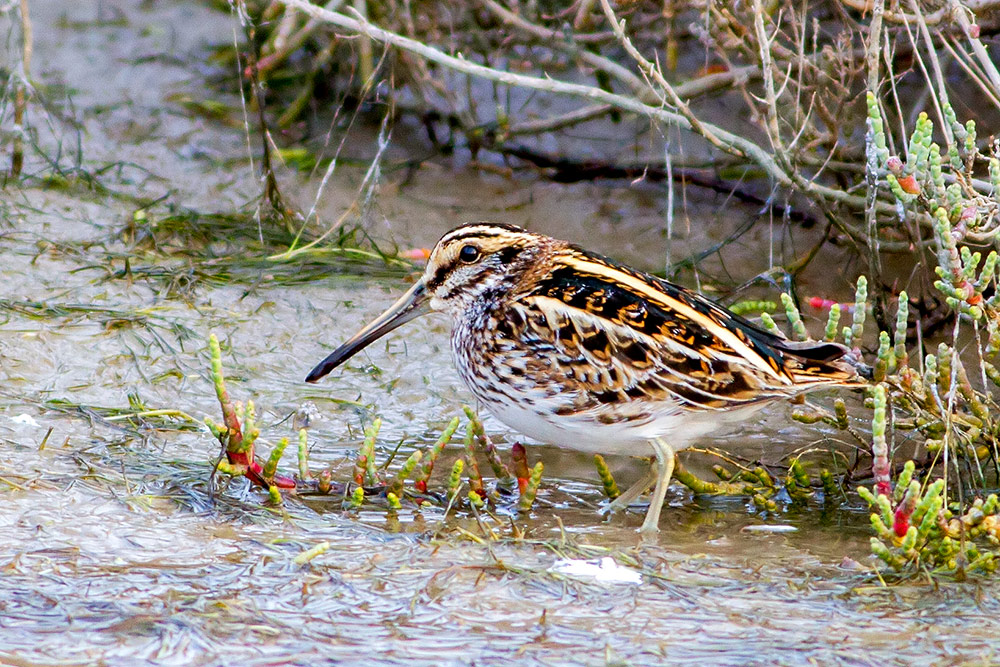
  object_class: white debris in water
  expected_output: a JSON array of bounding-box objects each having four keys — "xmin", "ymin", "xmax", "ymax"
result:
[
  {"xmin": 550, "ymin": 557, "xmax": 643, "ymax": 584},
  {"xmin": 9, "ymin": 414, "xmax": 40, "ymax": 427},
  {"xmin": 741, "ymin": 524, "xmax": 798, "ymax": 533},
  {"xmin": 293, "ymin": 402, "xmax": 321, "ymax": 430}
]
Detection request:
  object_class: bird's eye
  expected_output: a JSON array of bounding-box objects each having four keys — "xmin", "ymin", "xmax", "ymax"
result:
[{"xmin": 459, "ymin": 244, "xmax": 481, "ymax": 263}]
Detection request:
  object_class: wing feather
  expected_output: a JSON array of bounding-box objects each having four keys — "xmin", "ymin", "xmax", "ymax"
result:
[{"xmin": 493, "ymin": 248, "xmax": 859, "ymax": 419}]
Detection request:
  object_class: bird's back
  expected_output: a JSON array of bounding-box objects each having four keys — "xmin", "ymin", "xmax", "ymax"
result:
[{"xmin": 448, "ymin": 241, "xmax": 863, "ymax": 452}]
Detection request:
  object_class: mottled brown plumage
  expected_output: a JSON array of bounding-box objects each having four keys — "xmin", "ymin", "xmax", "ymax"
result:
[{"xmin": 306, "ymin": 223, "xmax": 864, "ymax": 534}]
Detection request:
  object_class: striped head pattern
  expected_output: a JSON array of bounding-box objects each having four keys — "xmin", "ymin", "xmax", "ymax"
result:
[{"xmin": 420, "ymin": 223, "xmax": 548, "ymax": 316}]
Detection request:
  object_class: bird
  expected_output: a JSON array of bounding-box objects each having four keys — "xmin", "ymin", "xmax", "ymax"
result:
[{"xmin": 305, "ymin": 222, "xmax": 865, "ymax": 534}]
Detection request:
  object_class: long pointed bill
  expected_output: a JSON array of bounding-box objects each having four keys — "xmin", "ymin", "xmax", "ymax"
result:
[{"xmin": 305, "ymin": 280, "xmax": 430, "ymax": 383}]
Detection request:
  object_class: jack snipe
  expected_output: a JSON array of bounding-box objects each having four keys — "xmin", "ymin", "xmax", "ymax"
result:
[{"xmin": 306, "ymin": 223, "xmax": 864, "ymax": 534}]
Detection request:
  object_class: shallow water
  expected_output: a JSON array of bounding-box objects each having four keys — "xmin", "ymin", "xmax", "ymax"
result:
[{"xmin": 1, "ymin": 1, "xmax": 999, "ymax": 665}]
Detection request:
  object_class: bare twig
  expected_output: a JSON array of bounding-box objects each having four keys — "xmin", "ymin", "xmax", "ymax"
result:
[
  {"xmin": 271, "ymin": 0, "xmax": 993, "ymax": 247},
  {"xmin": 598, "ymin": 0, "xmax": 730, "ymax": 153},
  {"xmin": 479, "ymin": 0, "xmax": 652, "ymax": 101},
  {"xmin": 751, "ymin": 0, "xmax": 791, "ymax": 171},
  {"xmin": 840, "ymin": 0, "xmax": 1000, "ymax": 26},
  {"xmin": 948, "ymin": 0, "xmax": 1000, "ymax": 99},
  {"xmin": 10, "ymin": 0, "xmax": 32, "ymax": 179},
  {"xmin": 505, "ymin": 104, "xmax": 613, "ymax": 136},
  {"xmin": 276, "ymin": 0, "xmax": 804, "ymax": 196},
  {"xmin": 864, "ymin": 0, "xmax": 890, "ymax": 331},
  {"xmin": 908, "ymin": 0, "xmax": 954, "ymax": 145},
  {"xmin": 256, "ymin": 0, "xmax": 346, "ymax": 76}
]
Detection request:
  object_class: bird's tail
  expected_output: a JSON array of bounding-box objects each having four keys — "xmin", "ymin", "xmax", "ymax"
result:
[{"xmin": 773, "ymin": 338, "xmax": 872, "ymax": 387}]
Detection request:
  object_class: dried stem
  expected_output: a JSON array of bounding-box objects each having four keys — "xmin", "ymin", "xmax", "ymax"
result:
[{"xmin": 10, "ymin": 0, "xmax": 32, "ymax": 179}]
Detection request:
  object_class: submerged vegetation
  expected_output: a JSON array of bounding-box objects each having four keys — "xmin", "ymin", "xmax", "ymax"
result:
[{"xmin": 206, "ymin": 332, "xmax": 549, "ymax": 523}]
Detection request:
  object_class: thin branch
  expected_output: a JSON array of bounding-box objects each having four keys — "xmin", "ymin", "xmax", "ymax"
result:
[
  {"xmin": 840, "ymin": 0, "xmax": 1000, "ymax": 26},
  {"xmin": 909, "ymin": 0, "xmax": 954, "ymax": 145},
  {"xmin": 278, "ymin": 0, "xmax": 784, "ymax": 179},
  {"xmin": 505, "ymin": 104, "xmax": 613, "ymax": 136},
  {"xmin": 10, "ymin": 0, "xmax": 32, "ymax": 179},
  {"xmin": 598, "ymin": 0, "xmax": 730, "ymax": 153},
  {"xmin": 948, "ymin": 0, "xmax": 1000, "ymax": 99},
  {"xmin": 751, "ymin": 0, "xmax": 792, "ymax": 172},
  {"xmin": 275, "ymin": 0, "xmax": 958, "ymax": 232},
  {"xmin": 864, "ymin": 0, "xmax": 889, "ymax": 330},
  {"xmin": 478, "ymin": 0, "xmax": 652, "ymax": 101},
  {"xmin": 938, "ymin": 35, "xmax": 1000, "ymax": 112}
]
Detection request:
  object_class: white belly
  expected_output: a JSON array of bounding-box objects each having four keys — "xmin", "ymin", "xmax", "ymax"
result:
[
  {"xmin": 477, "ymin": 389, "xmax": 766, "ymax": 457},
  {"xmin": 450, "ymin": 321, "xmax": 769, "ymax": 457}
]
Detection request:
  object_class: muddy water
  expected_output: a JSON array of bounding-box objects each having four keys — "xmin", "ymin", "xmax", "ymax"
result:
[{"xmin": 1, "ymin": 1, "xmax": 999, "ymax": 665}]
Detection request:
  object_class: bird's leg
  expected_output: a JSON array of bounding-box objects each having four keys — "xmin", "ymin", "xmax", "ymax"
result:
[
  {"xmin": 604, "ymin": 463, "xmax": 657, "ymax": 514},
  {"xmin": 639, "ymin": 438, "xmax": 676, "ymax": 535}
]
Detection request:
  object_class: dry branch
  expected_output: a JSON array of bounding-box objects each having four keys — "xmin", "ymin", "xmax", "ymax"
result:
[{"xmin": 275, "ymin": 0, "xmax": 905, "ymax": 219}]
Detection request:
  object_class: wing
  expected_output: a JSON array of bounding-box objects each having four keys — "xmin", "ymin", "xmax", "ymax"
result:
[{"xmin": 493, "ymin": 246, "xmax": 856, "ymax": 419}]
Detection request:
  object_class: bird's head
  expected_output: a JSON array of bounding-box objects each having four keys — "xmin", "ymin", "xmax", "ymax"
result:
[{"xmin": 305, "ymin": 223, "xmax": 546, "ymax": 382}]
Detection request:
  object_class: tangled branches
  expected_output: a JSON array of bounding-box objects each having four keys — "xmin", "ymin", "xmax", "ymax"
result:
[{"xmin": 235, "ymin": 1, "xmax": 998, "ymax": 270}]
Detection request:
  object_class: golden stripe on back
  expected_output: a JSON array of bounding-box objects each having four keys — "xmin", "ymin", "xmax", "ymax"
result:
[{"xmin": 544, "ymin": 249, "xmax": 791, "ymax": 384}]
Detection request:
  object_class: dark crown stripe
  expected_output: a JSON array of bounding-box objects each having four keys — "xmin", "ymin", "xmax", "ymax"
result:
[
  {"xmin": 429, "ymin": 224, "xmax": 535, "ymax": 288},
  {"xmin": 437, "ymin": 222, "xmax": 531, "ymax": 245}
]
